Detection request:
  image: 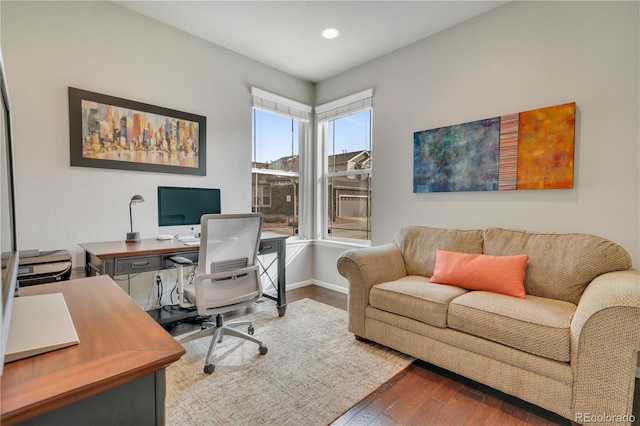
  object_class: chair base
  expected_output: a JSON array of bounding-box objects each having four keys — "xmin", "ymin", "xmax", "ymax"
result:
[{"xmin": 178, "ymin": 314, "xmax": 267, "ymax": 374}]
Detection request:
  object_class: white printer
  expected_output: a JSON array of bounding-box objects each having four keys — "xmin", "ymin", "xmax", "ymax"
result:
[{"xmin": 17, "ymin": 249, "xmax": 72, "ymax": 286}]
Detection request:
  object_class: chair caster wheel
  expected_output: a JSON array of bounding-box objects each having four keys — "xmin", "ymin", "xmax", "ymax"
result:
[
  {"xmin": 259, "ymin": 345, "xmax": 268, "ymax": 355},
  {"xmin": 204, "ymin": 364, "xmax": 215, "ymax": 374},
  {"xmin": 248, "ymin": 325, "xmax": 255, "ymax": 335}
]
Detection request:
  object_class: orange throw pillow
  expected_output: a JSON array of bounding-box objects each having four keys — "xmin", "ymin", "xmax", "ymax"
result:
[{"xmin": 429, "ymin": 249, "xmax": 528, "ymax": 298}]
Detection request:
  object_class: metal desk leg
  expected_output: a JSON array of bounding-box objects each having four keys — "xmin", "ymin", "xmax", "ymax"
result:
[
  {"xmin": 275, "ymin": 239, "xmax": 286, "ymax": 317},
  {"xmin": 84, "ymin": 250, "xmax": 92, "ymax": 276},
  {"xmin": 258, "ymin": 238, "xmax": 287, "ymax": 317}
]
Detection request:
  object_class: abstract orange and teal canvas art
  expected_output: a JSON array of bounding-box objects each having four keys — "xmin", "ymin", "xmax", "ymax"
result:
[{"xmin": 413, "ymin": 102, "xmax": 575, "ymax": 193}]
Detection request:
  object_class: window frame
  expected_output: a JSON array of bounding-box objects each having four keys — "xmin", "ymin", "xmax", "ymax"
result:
[
  {"xmin": 316, "ymin": 90, "xmax": 373, "ymax": 244},
  {"xmin": 251, "ymin": 88, "xmax": 311, "ymax": 240}
]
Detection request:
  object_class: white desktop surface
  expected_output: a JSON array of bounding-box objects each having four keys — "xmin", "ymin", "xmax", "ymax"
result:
[{"xmin": 5, "ymin": 293, "xmax": 79, "ymax": 363}]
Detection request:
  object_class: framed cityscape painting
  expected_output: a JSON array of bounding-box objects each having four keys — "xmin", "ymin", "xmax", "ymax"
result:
[
  {"xmin": 413, "ymin": 102, "xmax": 575, "ymax": 193},
  {"xmin": 69, "ymin": 87, "xmax": 206, "ymax": 175}
]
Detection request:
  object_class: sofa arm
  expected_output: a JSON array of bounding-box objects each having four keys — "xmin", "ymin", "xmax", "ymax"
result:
[
  {"xmin": 337, "ymin": 243, "xmax": 407, "ymax": 336},
  {"xmin": 570, "ymin": 269, "xmax": 640, "ymax": 424}
]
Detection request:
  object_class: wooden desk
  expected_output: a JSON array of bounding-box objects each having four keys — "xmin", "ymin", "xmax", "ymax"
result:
[
  {"xmin": 0, "ymin": 275, "xmax": 185, "ymax": 425},
  {"xmin": 79, "ymin": 232, "xmax": 288, "ymax": 319}
]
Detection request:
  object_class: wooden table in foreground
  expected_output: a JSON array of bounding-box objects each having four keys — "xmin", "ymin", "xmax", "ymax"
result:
[{"xmin": 0, "ymin": 275, "xmax": 185, "ymax": 425}]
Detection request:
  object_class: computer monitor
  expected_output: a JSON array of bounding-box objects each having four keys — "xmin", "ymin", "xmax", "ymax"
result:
[{"xmin": 157, "ymin": 186, "xmax": 221, "ymax": 237}]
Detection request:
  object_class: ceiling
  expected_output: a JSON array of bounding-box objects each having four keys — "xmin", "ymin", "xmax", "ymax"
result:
[{"xmin": 116, "ymin": 1, "xmax": 507, "ymax": 83}]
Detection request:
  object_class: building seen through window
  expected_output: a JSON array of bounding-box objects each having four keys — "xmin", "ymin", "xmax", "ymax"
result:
[
  {"xmin": 325, "ymin": 108, "xmax": 372, "ymax": 241},
  {"xmin": 251, "ymin": 108, "xmax": 300, "ymax": 236}
]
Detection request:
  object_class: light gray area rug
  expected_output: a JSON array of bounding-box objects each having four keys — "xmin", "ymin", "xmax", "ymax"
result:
[{"xmin": 166, "ymin": 298, "xmax": 414, "ymax": 426}]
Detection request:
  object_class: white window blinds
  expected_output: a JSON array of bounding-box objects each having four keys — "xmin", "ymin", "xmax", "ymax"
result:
[
  {"xmin": 315, "ymin": 89, "xmax": 373, "ymax": 122},
  {"xmin": 251, "ymin": 87, "xmax": 311, "ymax": 122}
]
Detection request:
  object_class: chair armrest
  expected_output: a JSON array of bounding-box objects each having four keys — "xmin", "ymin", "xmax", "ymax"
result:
[
  {"xmin": 337, "ymin": 243, "xmax": 407, "ymax": 336},
  {"xmin": 570, "ymin": 269, "xmax": 640, "ymax": 421},
  {"xmin": 169, "ymin": 256, "xmax": 196, "ymax": 309},
  {"xmin": 169, "ymin": 255, "xmax": 194, "ymax": 266},
  {"xmin": 196, "ymin": 265, "xmax": 259, "ymax": 282}
]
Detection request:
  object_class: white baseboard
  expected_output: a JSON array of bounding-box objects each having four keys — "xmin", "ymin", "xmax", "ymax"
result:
[
  {"xmin": 261, "ymin": 279, "xmax": 314, "ymax": 297},
  {"xmin": 282, "ymin": 280, "xmax": 315, "ymax": 291},
  {"xmin": 311, "ymin": 280, "xmax": 348, "ymax": 294},
  {"xmin": 262, "ymin": 280, "xmax": 348, "ymax": 296}
]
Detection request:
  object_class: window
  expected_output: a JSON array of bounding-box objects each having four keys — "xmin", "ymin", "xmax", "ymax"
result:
[
  {"xmin": 251, "ymin": 88, "xmax": 310, "ymax": 237},
  {"xmin": 260, "ymin": 185, "xmax": 271, "ymax": 207},
  {"xmin": 316, "ymin": 90, "xmax": 373, "ymax": 242}
]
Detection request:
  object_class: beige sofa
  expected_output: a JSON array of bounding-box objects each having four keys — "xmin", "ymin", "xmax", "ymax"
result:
[{"xmin": 337, "ymin": 226, "xmax": 640, "ymax": 425}]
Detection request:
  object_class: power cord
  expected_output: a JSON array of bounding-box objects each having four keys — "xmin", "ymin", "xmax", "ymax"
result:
[
  {"xmin": 155, "ymin": 273, "xmax": 163, "ymax": 309},
  {"xmin": 169, "ymin": 274, "xmax": 177, "ymax": 305},
  {"xmin": 165, "ymin": 268, "xmax": 179, "ymax": 306}
]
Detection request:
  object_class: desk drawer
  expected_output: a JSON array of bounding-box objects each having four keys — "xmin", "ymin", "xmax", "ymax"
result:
[
  {"xmin": 115, "ymin": 256, "xmax": 163, "ymax": 274},
  {"xmin": 259, "ymin": 240, "xmax": 280, "ymax": 255}
]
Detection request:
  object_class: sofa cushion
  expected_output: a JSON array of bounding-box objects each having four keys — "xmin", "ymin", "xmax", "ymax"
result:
[
  {"xmin": 393, "ymin": 226, "xmax": 484, "ymax": 277},
  {"xmin": 448, "ymin": 291, "xmax": 576, "ymax": 362},
  {"xmin": 370, "ymin": 276, "xmax": 468, "ymax": 328},
  {"xmin": 483, "ymin": 228, "xmax": 632, "ymax": 304},
  {"xmin": 429, "ymin": 248, "xmax": 528, "ymax": 298}
]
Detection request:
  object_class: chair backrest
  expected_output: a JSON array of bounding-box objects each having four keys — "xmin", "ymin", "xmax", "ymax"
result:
[{"xmin": 194, "ymin": 213, "xmax": 264, "ymax": 314}]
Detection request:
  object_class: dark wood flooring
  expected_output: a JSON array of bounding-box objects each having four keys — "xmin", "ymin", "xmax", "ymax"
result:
[
  {"xmin": 161, "ymin": 284, "xmax": 575, "ymax": 426},
  {"xmin": 334, "ymin": 360, "xmax": 572, "ymax": 426}
]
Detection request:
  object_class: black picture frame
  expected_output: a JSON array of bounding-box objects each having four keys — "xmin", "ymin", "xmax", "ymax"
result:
[{"xmin": 69, "ymin": 87, "xmax": 206, "ymax": 176}]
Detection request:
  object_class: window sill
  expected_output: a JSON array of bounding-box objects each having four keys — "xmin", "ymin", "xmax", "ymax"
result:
[
  {"xmin": 312, "ymin": 239, "xmax": 371, "ymax": 250},
  {"xmin": 281, "ymin": 237, "xmax": 371, "ymax": 250}
]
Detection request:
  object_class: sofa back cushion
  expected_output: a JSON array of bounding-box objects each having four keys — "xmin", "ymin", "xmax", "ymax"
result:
[
  {"xmin": 483, "ymin": 228, "xmax": 632, "ymax": 304},
  {"xmin": 393, "ymin": 226, "xmax": 484, "ymax": 277}
]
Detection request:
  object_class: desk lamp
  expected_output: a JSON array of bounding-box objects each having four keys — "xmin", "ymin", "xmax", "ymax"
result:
[{"xmin": 126, "ymin": 194, "xmax": 145, "ymax": 243}]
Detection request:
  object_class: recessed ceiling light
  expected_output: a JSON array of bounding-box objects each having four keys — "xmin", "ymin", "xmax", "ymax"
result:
[{"xmin": 321, "ymin": 27, "xmax": 340, "ymax": 40}]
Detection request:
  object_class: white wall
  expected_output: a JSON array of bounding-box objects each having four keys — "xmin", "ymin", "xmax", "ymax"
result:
[
  {"xmin": 1, "ymin": 1, "xmax": 314, "ymax": 269},
  {"xmin": 317, "ymin": 1, "xmax": 640, "ymax": 286}
]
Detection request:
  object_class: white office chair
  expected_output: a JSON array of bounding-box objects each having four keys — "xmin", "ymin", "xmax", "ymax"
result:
[{"xmin": 171, "ymin": 213, "xmax": 267, "ymax": 374}]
